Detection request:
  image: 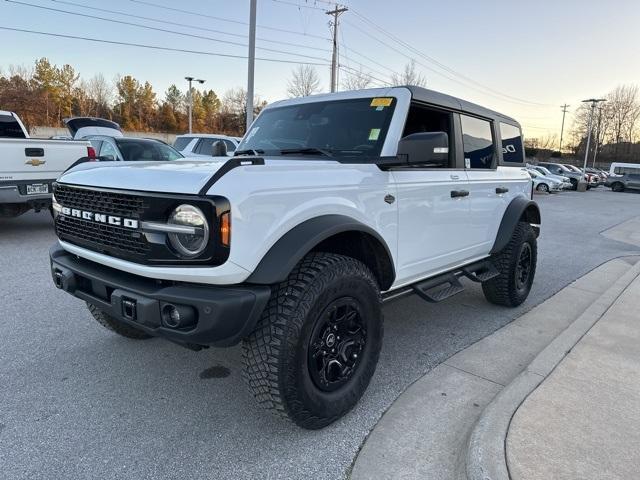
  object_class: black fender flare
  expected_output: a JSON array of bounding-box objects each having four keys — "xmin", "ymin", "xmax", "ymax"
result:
[
  {"xmin": 490, "ymin": 197, "xmax": 541, "ymax": 254},
  {"xmin": 245, "ymin": 214, "xmax": 395, "ymax": 287}
]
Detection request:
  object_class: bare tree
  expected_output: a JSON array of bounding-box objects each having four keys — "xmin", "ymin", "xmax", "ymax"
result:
[
  {"xmin": 341, "ymin": 67, "xmax": 373, "ymax": 91},
  {"xmin": 286, "ymin": 64, "xmax": 321, "ymax": 98},
  {"xmin": 87, "ymin": 73, "xmax": 113, "ymax": 117},
  {"xmin": 391, "ymin": 60, "xmax": 426, "ymax": 87}
]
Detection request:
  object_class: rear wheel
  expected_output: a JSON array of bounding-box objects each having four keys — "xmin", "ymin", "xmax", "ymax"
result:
[
  {"xmin": 242, "ymin": 252, "xmax": 383, "ymax": 429},
  {"xmin": 86, "ymin": 303, "xmax": 152, "ymax": 339},
  {"xmin": 482, "ymin": 222, "xmax": 537, "ymax": 307},
  {"xmin": 611, "ymin": 182, "xmax": 625, "ymax": 192}
]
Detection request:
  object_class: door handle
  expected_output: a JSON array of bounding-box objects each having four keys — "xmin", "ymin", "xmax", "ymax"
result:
[
  {"xmin": 450, "ymin": 190, "xmax": 470, "ymax": 198},
  {"xmin": 496, "ymin": 187, "xmax": 509, "ymax": 194}
]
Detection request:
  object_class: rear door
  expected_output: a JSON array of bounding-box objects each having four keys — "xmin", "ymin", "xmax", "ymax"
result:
[{"xmin": 461, "ymin": 114, "xmax": 506, "ymax": 257}]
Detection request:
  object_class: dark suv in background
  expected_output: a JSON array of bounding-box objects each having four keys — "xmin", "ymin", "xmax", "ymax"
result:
[
  {"xmin": 538, "ymin": 162, "xmax": 584, "ymax": 190},
  {"xmin": 606, "ymin": 173, "xmax": 640, "ymax": 192}
]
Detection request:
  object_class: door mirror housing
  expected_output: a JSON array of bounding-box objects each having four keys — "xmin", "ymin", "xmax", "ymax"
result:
[
  {"xmin": 212, "ymin": 140, "xmax": 228, "ymax": 157},
  {"xmin": 395, "ymin": 132, "xmax": 449, "ymax": 167}
]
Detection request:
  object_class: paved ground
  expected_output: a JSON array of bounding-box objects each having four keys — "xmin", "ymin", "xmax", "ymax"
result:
[
  {"xmin": 508, "ymin": 261, "xmax": 640, "ymax": 480},
  {"xmin": 1, "ymin": 189, "xmax": 640, "ymax": 480}
]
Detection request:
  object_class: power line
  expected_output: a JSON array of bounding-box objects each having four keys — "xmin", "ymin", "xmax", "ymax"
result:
[
  {"xmin": 0, "ymin": 26, "xmax": 330, "ymax": 66},
  {"xmin": 129, "ymin": 0, "xmax": 331, "ymax": 40},
  {"xmin": 6, "ymin": 0, "xmax": 329, "ymax": 63},
  {"xmin": 51, "ymin": 0, "xmax": 331, "ymax": 54},
  {"xmin": 271, "ymin": 0, "xmax": 326, "ymax": 12},
  {"xmin": 346, "ymin": 9, "xmax": 554, "ymax": 107}
]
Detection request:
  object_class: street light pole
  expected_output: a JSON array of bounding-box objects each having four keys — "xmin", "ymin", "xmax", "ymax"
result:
[
  {"xmin": 559, "ymin": 104, "xmax": 569, "ymax": 156},
  {"xmin": 246, "ymin": 0, "xmax": 257, "ymax": 132},
  {"xmin": 185, "ymin": 76, "xmax": 205, "ymax": 133},
  {"xmin": 581, "ymin": 98, "xmax": 606, "ymax": 180}
]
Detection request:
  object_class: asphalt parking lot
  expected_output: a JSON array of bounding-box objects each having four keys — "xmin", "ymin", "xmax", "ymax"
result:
[{"xmin": 2, "ymin": 189, "xmax": 640, "ymax": 480}]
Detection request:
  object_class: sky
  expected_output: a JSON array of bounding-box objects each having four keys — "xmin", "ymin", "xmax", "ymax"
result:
[{"xmin": 1, "ymin": 0, "xmax": 640, "ymax": 139}]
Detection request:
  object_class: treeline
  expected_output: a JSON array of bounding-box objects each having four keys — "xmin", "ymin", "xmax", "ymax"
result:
[{"xmin": 0, "ymin": 58, "xmax": 266, "ymax": 136}]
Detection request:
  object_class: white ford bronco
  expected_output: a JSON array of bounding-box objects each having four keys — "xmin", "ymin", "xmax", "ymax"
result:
[{"xmin": 49, "ymin": 87, "xmax": 540, "ymax": 429}]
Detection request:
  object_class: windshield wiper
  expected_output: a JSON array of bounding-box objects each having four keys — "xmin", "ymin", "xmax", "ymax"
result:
[
  {"xmin": 278, "ymin": 147, "xmax": 334, "ymax": 158},
  {"xmin": 234, "ymin": 148, "xmax": 264, "ymax": 157}
]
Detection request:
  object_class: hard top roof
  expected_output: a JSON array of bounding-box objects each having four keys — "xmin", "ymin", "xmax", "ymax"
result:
[{"xmin": 405, "ymin": 86, "xmax": 519, "ymax": 125}]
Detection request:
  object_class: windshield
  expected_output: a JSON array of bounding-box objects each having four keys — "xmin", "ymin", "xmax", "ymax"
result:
[
  {"xmin": 537, "ymin": 166, "xmax": 552, "ymax": 175},
  {"xmin": 237, "ymin": 97, "xmax": 397, "ymax": 158},
  {"xmin": 566, "ymin": 165, "xmax": 582, "ymax": 172},
  {"xmin": 115, "ymin": 139, "xmax": 183, "ymax": 162}
]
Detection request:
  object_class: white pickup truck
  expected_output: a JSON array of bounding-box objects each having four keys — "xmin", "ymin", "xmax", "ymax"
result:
[
  {"xmin": 0, "ymin": 111, "xmax": 95, "ymax": 217},
  {"xmin": 49, "ymin": 87, "xmax": 540, "ymax": 429}
]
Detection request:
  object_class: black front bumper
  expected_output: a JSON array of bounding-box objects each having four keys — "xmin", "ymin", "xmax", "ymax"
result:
[{"xmin": 49, "ymin": 245, "xmax": 271, "ymax": 348}]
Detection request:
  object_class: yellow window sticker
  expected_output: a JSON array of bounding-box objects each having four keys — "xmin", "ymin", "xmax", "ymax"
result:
[
  {"xmin": 370, "ymin": 97, "xmax": 393, "ymax": 107},
  {"xmin": 369, "ymin": 128, "xmax": 381, "ymax": 141}
]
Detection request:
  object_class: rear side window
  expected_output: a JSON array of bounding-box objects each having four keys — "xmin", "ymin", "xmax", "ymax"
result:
[
  {"xmin": 173, "ymin": 137, "xmax": 194, "ymax": 151},
  {"xmin": 0, "ymin": 114, "xmax": 26, "ymax": 138},
  {"xmin": 461, "ymin": 115, "xmax": 495, "ymax": 169},
  {"xmin": 195, "ymin": 138, "xmax": 235, "ymax": 155},
  {"xmin": 500, "ymin": 123, "xmax": 524, "ymax": 164}
]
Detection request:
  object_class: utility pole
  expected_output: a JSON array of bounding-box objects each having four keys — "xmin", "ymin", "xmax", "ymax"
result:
[
  {"xmin": 246, "ymin": 0, "xmax": 257, "ymax": 132},
  {"xmin": 326, "ymin": 4, "xmax": 348, "ymax": 93},
  {"xmin": 581, "ymin": 98, "xmax": 606, "ymax": 186},
  {"xmin": 559, "ymin": 104, "xmax": 569, "ymax": 156},
  {"xmin": 185, "ymin": 76, "xmax": 205, "ymax": 133}
]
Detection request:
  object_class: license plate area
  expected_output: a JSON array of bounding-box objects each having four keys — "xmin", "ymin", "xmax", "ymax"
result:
[{"xmin": 26, "ymin": 183, "xmax": 49, "ymax": 195}]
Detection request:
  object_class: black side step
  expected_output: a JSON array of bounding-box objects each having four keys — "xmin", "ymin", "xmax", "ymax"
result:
[
  {"xmin": 461, "ymin": 260, "xmax": 500, "ymax": 283},
  {"xmin": 381, "ymin": 259, "xmax": 500, "ymax": 305},
  {"xmin": 412, "ymin": 273, "xmax": 465, "ymax": 303}
]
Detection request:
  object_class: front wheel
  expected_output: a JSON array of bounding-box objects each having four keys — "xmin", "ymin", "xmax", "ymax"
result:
[
  {"xmin": 611, "ymin": 182, "xmax": 625, "ymax": 192},
  {"xmin": 482, "ymin": 222, "xmax": 537, "ymax": 307},
  {"xmin": 242, "ymin": 252, "xmax": 383, "ymax": 429}
]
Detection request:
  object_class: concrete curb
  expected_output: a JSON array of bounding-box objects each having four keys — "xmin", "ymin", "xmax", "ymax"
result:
[{"xmin": 465, "ymin": 259, "xmax": 640, "ymax": 480}]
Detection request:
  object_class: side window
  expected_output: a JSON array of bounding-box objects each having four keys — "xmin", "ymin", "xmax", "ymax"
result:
[
  {"xmin": 195, "ymin": 138, "xmax": 216, "ymax": 155},
  {"xmin": 461, "ymin": 115, "xmax": 495, "ymax": 169},
  {"xmin": 500, "ymin": 123, "xmax": 524, "ymax": 164},
  {"xmin": 100, "ymin": 141, "xmax": 118, "ymax": 160},
  {"xmin": 401, "ymin": 104, "xmax": 453, "ymax": 167}
]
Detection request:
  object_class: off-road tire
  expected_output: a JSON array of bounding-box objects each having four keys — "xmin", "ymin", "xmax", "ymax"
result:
[
  {"xmin": 536, "ymin": 183, "xmax": 549, "ymax": 193},
  {"xmin": 242, "ymin": 252, "xmax": 383, "ymax": 429},
  {"xmin": 611, "ymin": 182, "xmax": 625, "ymax": 192},
  {"xmin": 87, "ymin": 303, "xmax": 152, "ymax": 339},
  {"xmin": 482, "ymin": 221, "xmax": 537, "ymax": 307}
]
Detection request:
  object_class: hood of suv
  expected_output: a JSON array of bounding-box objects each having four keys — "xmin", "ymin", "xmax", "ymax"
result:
[{"xmin": 59, "ymin": 159, "xmax": 229, "ymax": 194}]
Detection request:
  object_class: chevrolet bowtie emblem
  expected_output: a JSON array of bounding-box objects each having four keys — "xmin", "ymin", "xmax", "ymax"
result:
[{"xmin": 26, "ymin": 159, "xmax": 46, "ymax": 166}]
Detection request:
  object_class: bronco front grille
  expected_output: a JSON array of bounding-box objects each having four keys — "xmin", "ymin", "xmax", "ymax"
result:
[
  {"xmin": 54, "ymin": 185, "xmax": 150, "ymax": 260},
  {"xmin": 54, "ymin": 184, "xmax": 146, "ymax": 218}
]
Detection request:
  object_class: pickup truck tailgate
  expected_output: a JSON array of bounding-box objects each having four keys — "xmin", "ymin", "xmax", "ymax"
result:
[{"xmin": 1, "ymin": 138, "xmax": 91, "ymax": 182}]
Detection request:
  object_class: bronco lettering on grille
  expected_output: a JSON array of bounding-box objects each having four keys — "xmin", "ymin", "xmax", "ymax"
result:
[{"xmin": 60, "ymin": 206, "xmax": 139, "ymax": 229}]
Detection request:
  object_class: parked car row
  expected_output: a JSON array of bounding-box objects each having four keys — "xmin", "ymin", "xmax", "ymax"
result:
[
  {"xmin": 527, "ymin": 161, "xmax": 611, "ymax": 192},
  {"xmin": 0, "ymin": 112, "xmax": 191, "ymax": 218}
]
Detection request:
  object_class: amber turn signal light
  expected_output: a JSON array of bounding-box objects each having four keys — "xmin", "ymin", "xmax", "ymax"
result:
[{"xmin": 220, "ymin": 212, "xmax": 231, "ymax": 246}]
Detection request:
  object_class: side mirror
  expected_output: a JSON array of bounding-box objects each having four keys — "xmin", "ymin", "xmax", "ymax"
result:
[
  {"xmin": 212, "ymin": 140, "xmax": 228, "ymax": 157},
  {"xmin": 396, "ymin": 132, "xmax": 449, "ymax": 167}
]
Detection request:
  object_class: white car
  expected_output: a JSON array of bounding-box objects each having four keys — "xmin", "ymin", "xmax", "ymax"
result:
[
  {"xmin": 49, "ymin": 86, "xmax": 540, "ymax": 429},
  {"xmin": 527, "ymin": 168, "xmax": 563, "ymax": 193},
  {"xmin": 173, "ymin": 134, "xmax": 240, "ymax": 158}
]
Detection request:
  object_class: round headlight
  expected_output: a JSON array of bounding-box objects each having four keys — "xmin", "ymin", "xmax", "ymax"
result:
[{"xmin": 167, "ymin": 204, "xmax": 209, "ymax": 258}]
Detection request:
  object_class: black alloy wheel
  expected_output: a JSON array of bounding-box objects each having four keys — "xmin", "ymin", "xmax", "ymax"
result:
[{"xmin": 308, "ymin": 298, "xmax": 367, "ymax": 392}]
